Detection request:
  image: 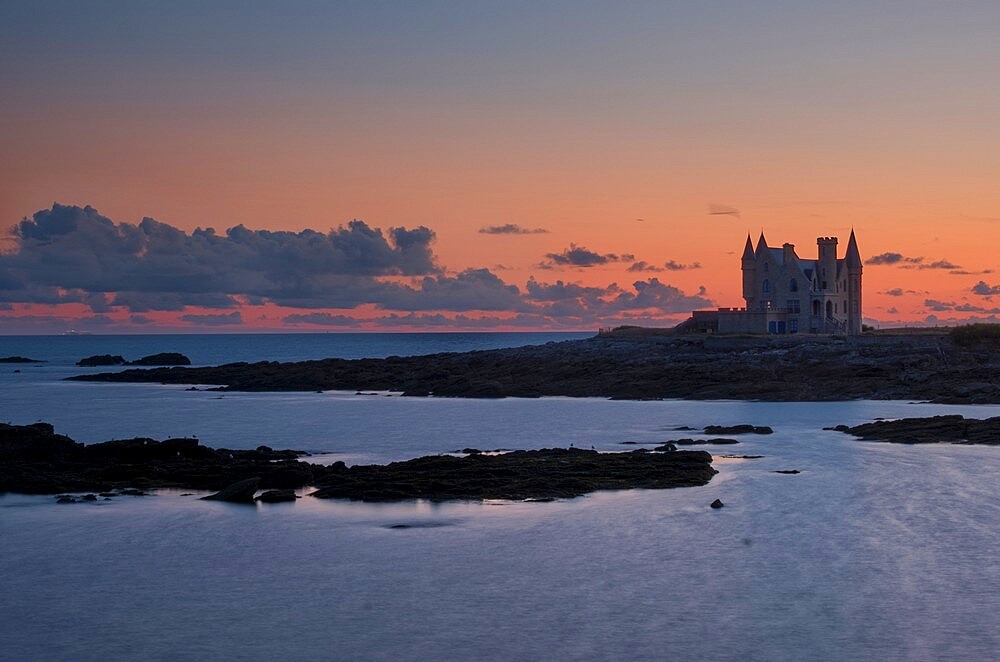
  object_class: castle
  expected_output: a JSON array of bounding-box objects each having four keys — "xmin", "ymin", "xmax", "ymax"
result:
[{"xmin": 688, "ymin": 230, "xmax": 863, "ymax": 335}]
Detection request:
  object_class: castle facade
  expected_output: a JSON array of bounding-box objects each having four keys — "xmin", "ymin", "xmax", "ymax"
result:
[{"xmin": 689, "ymin": 230, "xmax": 863, "ymax": 335}]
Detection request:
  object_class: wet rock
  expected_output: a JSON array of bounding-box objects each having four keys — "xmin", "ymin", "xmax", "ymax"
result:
[
  {"xmin": 654, "ymin": 442, "xmax": 677, "ymax": 452},
  {"xmin": 773, "ymin": 470, "xmax": 801, "ymax": 474},
  {"xmin": 703, "ymin": 425, "xmax": 773, "ymax": 435},
  {"xmin": 839, "ymin": 415, "xmax": 1000, "ymax": 445},
  {"xmin": 77, "ymin": 354, "xmax": 126, "ymax": 367},
  {"xmin": 56, "ymin": 495, "xmax": 76, "ymax": 503},
  {"xmin": 823, "ymin": 425, "xmax": 851, "ymax": 432},
  {"xmin": 256, "ymin": 489, "xmax": 297, "ymax": 503},
  {"xmin": 672, "ymin": 438, "xmax": 739, "ymax": 445},
  {"xmin": 201, "ymin": 477, "xmax": 261, "ymax": 504},
  {"xmin": 0, "ymin": 356, "xmax": 45, "ymax": 363},
  {"xmin": 126, "ymin": 353, "xmax": 191, "ymax": 366},
  {"xmin": 310, "ymin": 447, "xmax": 717, "ymax": 502},
  {"xmin": 81, "ymin": 493, "xmax": 98, "ymax": 501},
  {"xmin": 710, "ymin": 499, "xmax": 724, "ymax": 509}
]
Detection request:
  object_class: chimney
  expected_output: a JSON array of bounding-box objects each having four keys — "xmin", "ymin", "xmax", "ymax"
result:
[{"xmin": 782, "ymin": 243, "xmax": 795, "ymax": 264}]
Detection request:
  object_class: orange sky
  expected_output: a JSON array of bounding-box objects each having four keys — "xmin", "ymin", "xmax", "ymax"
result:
[{"xmin": 2, "ymin": 2, "xmax": 999, "ymax": 332}]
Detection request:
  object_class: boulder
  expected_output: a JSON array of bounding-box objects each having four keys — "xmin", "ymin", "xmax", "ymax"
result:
[
  {"xmin": 77, "ymin": 355, "xmax": 126, "ymax": 367},
  {"xmin": 703, "ymin": 425, "xmax": 773, "ymax": 435},
  {"xmin": 126, "ymin": 353, "xmax": 191, "ymax": 366},
  {"xmin": 710, "ymin": 498, "xmax": 724, "ymax": 509},
  {"xmin": 201, "ymin": 477, "xmax": 261, "ymax": 504},
  {"xmin": 256, "ymin": 489, "xmax": 297, "ymax": 503}
]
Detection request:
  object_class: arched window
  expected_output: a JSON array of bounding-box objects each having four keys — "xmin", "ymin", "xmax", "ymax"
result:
[
  {"xmin": 790, "ymin": 278, "xmax": 798, "ymax": 292},
  {"xmin": 762, "ymin": 279, "xmax": 770, "ymax": 293},
  {"xmin": 812, "ymin": 300, "xmax": 820, "ymax": 315}
]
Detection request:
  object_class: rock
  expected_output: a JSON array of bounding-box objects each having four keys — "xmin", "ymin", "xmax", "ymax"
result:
[
  {"xmin": 310, "ymin": 447, "xmax": 717, "ymax": 502},
  {"xmin": 654, "ymin": 442, "xmax": 677, "ymax": 452},
  {"xmin": 672, "ymin": 438, "xmax": 739, "ymax": 445},
  {"xmin": 119, "ymin": 488, "xmax": 147, "ymax": 496},
  {"xmin": 126, "ymin": 353, "xmax": 191, "ymax": 366},
  {"xmin": 773, "ymin": 470, "xmax": 801, "ymax": 474},
  {"xmin": 0, "ymin": 356, "xmax": 45, "ymax": 363},
  {"xmin": 81, "ymin": 493, "xmax": 98, "ymax": 501},
  {"xmin": 703, "ymin": 425, "xmax": 773, "ymax": 435},
  {"xmin": 838, "ymin": 415, "xmax": 1000, "ymax": 445},
  {"xmin": 201, "ymin": 477, "xmax": 261, "ymax": 504},
  {"xmin": 823, "ymin": 425, "xmax": 851, "ymax": 432},
  {"xmin": 256, "ymin": 489, "xmax": 298, "ymax": 503},
  {"xmin": 710, "ymin": 498, "xmax": 724, "ymax": 509},
  {"xmin": 61, "ymin": 331, "xmax": 1000, "ymax": 404},
  {"xmin": 56, "ymin": 495, "xmax": 76, "ymax": 503},
  {"xmin": 77, "ymin": 354, "xmax": 126, "ymax": 367}
]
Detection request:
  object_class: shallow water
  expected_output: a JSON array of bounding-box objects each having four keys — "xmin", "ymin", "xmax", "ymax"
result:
[{"xmin": 1, "ymin": 334, "xmax": 998, "ymax": 660}]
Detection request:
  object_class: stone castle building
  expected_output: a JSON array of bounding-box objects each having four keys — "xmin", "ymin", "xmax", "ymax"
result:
[{"xmin": 687, "ymin": 230, "xmax": 863, "ymax": 335}]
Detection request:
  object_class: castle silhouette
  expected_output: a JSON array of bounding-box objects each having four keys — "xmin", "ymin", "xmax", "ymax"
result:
[{"xmin": 686, "ymin": 230, "xmax": 862, "ymax": 335}]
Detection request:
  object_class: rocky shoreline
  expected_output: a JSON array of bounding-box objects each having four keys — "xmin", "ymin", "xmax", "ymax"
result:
[
  {"xmin": 0, "ymin": 422, "xmax": 717, "ymax": 501},
  {"xmin": 67, "ymin": 331, "xmax": 1000, "ymax": 403},
  {"xmin": 837, "ymin": 415, "xmax": 1000, "ymax": 445}
]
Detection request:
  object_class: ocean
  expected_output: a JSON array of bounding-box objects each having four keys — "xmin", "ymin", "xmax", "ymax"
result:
[{"xmin": 1, "ymin": 333, "xmax": 998, "ymax": 661}]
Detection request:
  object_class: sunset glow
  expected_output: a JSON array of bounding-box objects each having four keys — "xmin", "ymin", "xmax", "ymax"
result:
[{"xmin": 3, "ymin": 1, "xmax": 1000, "ymax": 332}]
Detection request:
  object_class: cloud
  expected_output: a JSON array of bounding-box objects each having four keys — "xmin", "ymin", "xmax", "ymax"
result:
[
  {"xmin": 478, "ymin": 224, "xmax": 548, "ymax": 235},
  {"xmin": 880, "ymin": 288, "xmax": 924, "ymax": 297},
  {"xmin": 129, "ymin": 314, "xmax": 155, "ymax": 325},
  {"xmin": 865, "ymin": 251, "xmax": 962, "ymax": 270},
  {"xmin": 541, "ymin": 244, "xmax": 635, "ymax": 268},
  {"xmin": 923, "ymin": 299, "xmax": 956, "ymax": 312},
  {"xmin": 626, "ymin": 261, "xmax": 662, "ymax": 272},
  {"xmin": 972, "ymin": 281, "xmax": 1000, "ymax": 297},
  {"xmin": 0, "ymin": 204, "xmax": 438, "ymax": 310},
  {"xmin": 866, "ymin": 252, "xmax": 912, "ymax": 265},
  {"xmin": 178, "ymin": 312, "xmax": 243, "ymax": 326},
  {"xmin": 886, "ymin": 307, "xmax": 898, "ymax": 314},
  {"xmin": 664, "ymin": 260, "xmax": 701, "ymax": 271}
]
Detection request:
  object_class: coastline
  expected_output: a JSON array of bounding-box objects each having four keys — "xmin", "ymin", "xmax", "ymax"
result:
[{"xmin": 67, "ymin": 330, "xmax": 1000, "ymax": 404}]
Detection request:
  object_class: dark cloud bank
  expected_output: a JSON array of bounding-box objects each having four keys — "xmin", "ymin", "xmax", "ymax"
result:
[{"xmin": 0, "ymin": 204, "xmax": 711, "ymax": 328}]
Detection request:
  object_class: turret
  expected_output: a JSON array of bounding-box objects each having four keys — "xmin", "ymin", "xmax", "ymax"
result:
[
  {"xmin": 816, "ymin": 236, "xmax": 838, "ymax": 290},
  {"xmin": 845, "ymin": 229, "xmax": 862, "ymax": 334},
  {"xmin": 741, "ymin": 234, "xmax": 755, "ymax": 305}
]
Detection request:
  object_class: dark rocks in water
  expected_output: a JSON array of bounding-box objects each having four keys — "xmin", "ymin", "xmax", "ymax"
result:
[
  {"xmin": 720, "ymin": 455, "xmax": 764, "ymax": 459},
  {"xmin": 256, "ymin": 489, "xmax": 297, "ymax": 503},
  {"xmin": 710, "ymin": 498, "xmax": 724, "ymax": 509},
  {"xmin": 839, "ymin": 415, "xmax": 1000, "ymax": 446},
  {"xmin": 773, "ymin": 470, "xmax": 801, "ymax": 474},
  {"xmin": 0, "ymin": 356, "xmax": 45, "ymax": 363},
  {"xmin": 654, "ymin": 442, "xmax": 677, "ymax": 452},
  {"xmin": 823, "ymin": 425, "xmax": 852, "ymax": 432},
  {"xmin": 58, "ymin": 332, "xmax": 1000, "ymax": 404},
  {"xmin": 202, "ymin": 477, "xmax": 260, "ymax": 504},
  {"xmin": 126, "ymin": 352, "xmax": 191, "ymax": 366},
  {"xmin": 673, "ymin": 426, "xmax": 697, "ymax": 431},
  {"xmin": 309, "ymin": 447, "xmax": 716, "ymax": 502},
  {"xmin": 56, "ymin": 495, "xmax": 76, "ymax": 504},
  {"xmin": 0, "ymin": 422, "xmax": 334, "ymax": 495},
  {"xmin": 77, "ymin": 354, "xmax": 127, "ymax": 367},
  {"xmin": 672, "ymin": 438, "xmax": 739, "ymax": 446},
  {"xmin": 703, "ymin": 425, "xmax": 773, "ymax": 435}
]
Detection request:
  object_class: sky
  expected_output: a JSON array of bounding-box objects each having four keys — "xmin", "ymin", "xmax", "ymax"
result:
[{"xmin": 2, "ymin": 1, "xmax": 1000, "ymax": 333}]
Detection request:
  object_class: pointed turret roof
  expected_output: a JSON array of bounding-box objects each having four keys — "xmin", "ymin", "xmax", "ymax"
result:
[
  {"xmin": 754, "ymin": 231, "xmax": 768, "ymax": 256},
  {"xmin": 742, "ymin": 234, "xmax": 754, "ymax": 260},
  {"xmin": 845, "ymin": 228, "xmax": 862, "ymax": 269}
]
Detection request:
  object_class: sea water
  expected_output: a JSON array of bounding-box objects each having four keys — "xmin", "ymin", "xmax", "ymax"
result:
[{"xmin": 0, "ymin": 334, "xmax": 998, "ymax": 661}]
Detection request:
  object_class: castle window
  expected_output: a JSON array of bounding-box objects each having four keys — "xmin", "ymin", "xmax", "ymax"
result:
[
  {"xmin": 789, "ymin": 319, "xmax": 798, "ymax": 333},
  {"xmin": 763, "ymin": 263, "xmax": 769, "ymax": 273},
  {"xmin": 762, "ymin": 279, "xmax": 770, "ymax": 293},
  {"xmin": 843, "ymin": 301, "xmax": 847, "ymax": 313},
  {"xmin": 786, "ymin": 299, "xmax": 800, "ymax": 313},
  {"xmin": 790, "ymin": 278, "xmax": 798, "ymax": 292}
]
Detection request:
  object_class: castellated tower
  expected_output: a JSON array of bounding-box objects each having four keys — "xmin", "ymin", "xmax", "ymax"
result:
[{"xmin": 708, "ymin": 229, "xmax": 863, "ymax": 335}]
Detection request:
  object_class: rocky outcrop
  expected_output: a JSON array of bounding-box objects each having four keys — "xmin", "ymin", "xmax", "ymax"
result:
[
  {"xmin": 126, "ymin": 353, "xmax": 191, "ymax": 366},
  {"xmin": 0, "ymin": 356, "xmax": 45, "ymax": 363},
  {"xmin": 77, "ymin": 354, "xmax": 126, "ymax": 367},
  {"xmin": 67, "ymin": 332, "xmax": 1000, "ymax": 404},
  {"xmin": 256, "ymin": 489, "xmax": 298, "ymax": 503},
  {"xmin": 703, "ymin": 425, "xmax": 773, "ymax": 435},
  {"xmin": 0, "ymin": 422, "xmax": 328, "ymax": 494},
  {"xmin": 308, "ymin": 447, "xmax": 716, "ymax": 501},
  {"xmin": 202, "ymin": 477, "xmax": 260, "ymax": 504},
  {"xmin": 839, "ymin": 415, "xmax": 1000, "ymax": 445}
]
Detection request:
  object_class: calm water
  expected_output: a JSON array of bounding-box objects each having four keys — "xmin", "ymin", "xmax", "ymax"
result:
[{"xmin": 1, "ymin": 334, "xmax": 998, "ymax": 661}]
